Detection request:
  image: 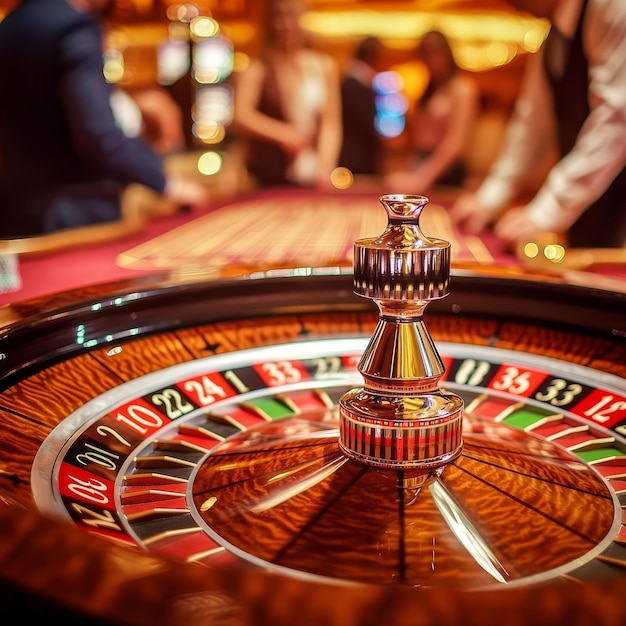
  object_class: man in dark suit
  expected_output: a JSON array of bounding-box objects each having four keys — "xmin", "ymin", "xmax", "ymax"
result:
[
  {"xmin": 0, "ymin": 0, "xmax": 207, "ymax": 238},
  {"xmin": 338, "ymin": 36, "xmax": 383, "ymax": 177}
]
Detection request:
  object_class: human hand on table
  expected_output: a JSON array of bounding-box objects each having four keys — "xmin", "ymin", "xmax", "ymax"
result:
[
  {"xmin": 279, "ymin": 125, "xmax": 314, "ymax": 159},
  {"xmin": 449, "ymin": 191, "xmax": 497, "ymax": 234},
  {"xmin": 131, "ymin": 88, "xmax": 186, "ymax": 154},
  {"xmin": 164, "ymin": 173, "xmax": 210, "ymax": 207},
  {"xmin": 451, "ymin": 193, "xmax": 549, "ymax": 247},
  {"xmin": 492, "ymin": 205, "xmax": 549, "ymax": 246}
]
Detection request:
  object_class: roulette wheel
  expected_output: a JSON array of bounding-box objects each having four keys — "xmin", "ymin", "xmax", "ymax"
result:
[{"xmin": 0, "ymin": 195, "xmax": 625, "ymax": 626}]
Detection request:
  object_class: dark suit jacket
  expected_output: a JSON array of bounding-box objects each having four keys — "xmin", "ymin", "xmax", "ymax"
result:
[
  {"xmin": 338, "ymin": 73, "xmax": 381, "ymax": 176},
  {"xmin": 0, "ymin": 0, "xmax": 166, "ymax": 236}
]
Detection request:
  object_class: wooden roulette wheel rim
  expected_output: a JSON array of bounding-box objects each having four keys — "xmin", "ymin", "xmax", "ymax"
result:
[{"xmin": 0, "ymin": 262, "xmax": 625, "ymax": 626}]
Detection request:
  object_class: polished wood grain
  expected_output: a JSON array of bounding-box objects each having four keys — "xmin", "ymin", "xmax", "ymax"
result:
[
  {"xmin": 193, "ymin": 414, "xmax": 614, "ymax": 587},
  {"xmin": 0, "ymin": 269, "xmax": 624, "ymax": 625}
]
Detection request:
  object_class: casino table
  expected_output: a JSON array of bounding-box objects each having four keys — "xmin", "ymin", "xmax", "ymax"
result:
[
  {"xmin": 113, "ymin": 187, "xmax": 512, "ymax": 273},
  {"xmin": 0, "ymin": 192, "xmax": 625, "ymax": 626}
]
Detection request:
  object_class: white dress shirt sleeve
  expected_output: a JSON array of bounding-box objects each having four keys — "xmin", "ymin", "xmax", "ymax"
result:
[{"xmin": 476, "ymin": 0, "xmax": 626, "ymax": 232}]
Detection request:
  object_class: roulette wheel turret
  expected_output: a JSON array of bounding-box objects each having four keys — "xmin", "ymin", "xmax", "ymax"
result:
[{"xmin": 190, "ymin": 195, "xmax": 619, "ymax": 589}]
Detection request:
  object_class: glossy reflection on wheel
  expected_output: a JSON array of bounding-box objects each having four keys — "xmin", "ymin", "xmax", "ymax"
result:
[{"xmin": 192, "ymin": 407, "xmax": 619, "ymax": 590}]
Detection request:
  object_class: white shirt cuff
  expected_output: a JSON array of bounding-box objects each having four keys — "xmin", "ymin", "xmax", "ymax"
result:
[
  {"xmin": 475, "ymin": 178, "xmax": 514, "ymax": 213},
  {"xmin": 526, "ymin": 190, "xmax": 563, "ymax": 230}
]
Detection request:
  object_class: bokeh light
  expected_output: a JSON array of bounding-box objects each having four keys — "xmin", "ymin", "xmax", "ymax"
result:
[
  {"xmin": 331, "ymin": 167, "xmax": 354, "ymax": 190},
  {"xmin": 198, "ymin": 151, "xmax": 223, "ymax": 175}
]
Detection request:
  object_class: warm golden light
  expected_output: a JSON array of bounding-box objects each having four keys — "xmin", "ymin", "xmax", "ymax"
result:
[
  {"xmin": 166, "ymin": 2, "xmax": 200, "ymax": 23},
  {"xmin": 190, "ymin": 16, "xmax": 219, "ymax": 40},
  {"xmin": 543, "ymin": 243, "xmax": 566, "ymax": 263},
  {"xmin": 198, "ymin": 151, "xmax": 223, "ymax": 175},
  {"xmin": 331, "ymin": 167, "xmax": 354, "ymax": 190},
  {"xmin": 523, "ymin": 242, "xmax": 539, "ymax": 259},
  {"xmin": 195, "ymin": 122, "xmax": 226, "ymax": 144},
  {"xmin": 103, "ymin": 49, "xmax": 125, "ymax": 83},
  {"xmin": 302, "ymin": 10, "xmax": 549, "ymax": 71},
  {"xmin": 194, "ymin": 67, "xmax": 221, "ymax": 84}
]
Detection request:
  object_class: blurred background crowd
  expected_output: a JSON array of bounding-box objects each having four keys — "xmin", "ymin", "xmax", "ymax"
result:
[
  {"xmin": 0, "ymin": 0, "xmax": 624, "ymax": 253},
  {"xmin": 0, "ymin": 0, "xmax": 548, "ymax": 223}
]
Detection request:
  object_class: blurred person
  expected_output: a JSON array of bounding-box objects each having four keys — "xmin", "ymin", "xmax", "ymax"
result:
[
  {"xmin": 232, "ymin": 0, "xmax": 342, "ymax": 189},
  {"xmin": 338, "ymin": 35, "xmax": 383, "ymax": 177},
  {"xmin": 386, "ymin": 30, "xmax": 479, "ymax": 192},
  {"xmin": 450, "ymin": 0, "xmax": 626, "ymax": 249},
  {"xmin": 0, "ymin": 0, "xmax": 208, "ymax": 238}
]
